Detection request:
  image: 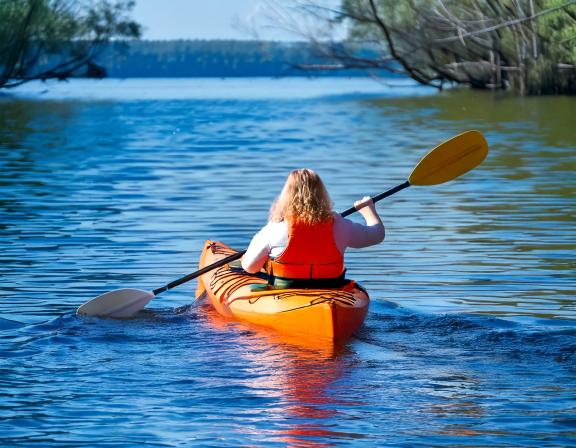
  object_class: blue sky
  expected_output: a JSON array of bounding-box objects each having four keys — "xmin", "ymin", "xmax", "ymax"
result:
[{"xmin": 132, "ymin": 0, "xmax": 342, "ymax": 41}]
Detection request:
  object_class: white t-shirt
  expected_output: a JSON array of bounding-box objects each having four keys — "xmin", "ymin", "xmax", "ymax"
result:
[{"xmin": 241, "ymin": 213, "xmax": 385, "ymax": 274}]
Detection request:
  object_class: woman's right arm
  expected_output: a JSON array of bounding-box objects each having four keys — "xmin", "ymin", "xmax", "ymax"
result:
[
  {"xmin": 336, "ymin": 196, "xmax": 385, "ymax": 249},
  {"xmin": 354, "ymin": 196, "xmax": 383, "ymax": 226}
]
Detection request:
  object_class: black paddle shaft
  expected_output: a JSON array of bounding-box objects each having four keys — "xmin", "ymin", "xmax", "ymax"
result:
[
  {"xmin": 152, "ymin": 250, "xmax": 246, "ymax": 295},
  {"xmin": 340, "ymin": 180, "xmax": 411, "ymax": 217},
  {"xmin": 153, "ymin": 180, "xmax": 411, "ymax": 296}
]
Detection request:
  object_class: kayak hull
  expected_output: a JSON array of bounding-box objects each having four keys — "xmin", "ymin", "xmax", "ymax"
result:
[{"xmin": 197, "ymin": 241, "xmax": 369, "ymax": 342}]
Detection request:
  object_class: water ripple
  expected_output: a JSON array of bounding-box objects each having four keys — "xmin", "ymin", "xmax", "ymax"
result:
[{"xmin": 0, "ymin": 79, "xmax": 574, "ymax": 447}]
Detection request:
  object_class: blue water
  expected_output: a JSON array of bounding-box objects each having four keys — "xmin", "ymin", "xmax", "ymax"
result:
[{"xmin": 1, "ymin": 78, "xmax": 574, "ymax": 446}]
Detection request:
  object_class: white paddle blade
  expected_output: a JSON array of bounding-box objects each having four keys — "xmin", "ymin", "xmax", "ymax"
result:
[{"xmin": 77, "ymin": 288, "xmax": 155, "ymax": 318}]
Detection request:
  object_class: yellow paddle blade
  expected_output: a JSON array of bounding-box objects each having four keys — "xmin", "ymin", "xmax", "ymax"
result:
[{"xmin": 408, "ymin": 130, "xmax": 488, "ymax": 186}]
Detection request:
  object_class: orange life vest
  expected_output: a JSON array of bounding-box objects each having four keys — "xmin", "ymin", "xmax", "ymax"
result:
[{"xmin": 268, "ymin": 218, "xmax": 345, "ymax": 280}]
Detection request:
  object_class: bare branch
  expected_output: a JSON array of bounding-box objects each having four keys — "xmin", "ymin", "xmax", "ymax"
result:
[{"xmin": 434, "ymin": 0, "xmax": 576, "ymax": 44}]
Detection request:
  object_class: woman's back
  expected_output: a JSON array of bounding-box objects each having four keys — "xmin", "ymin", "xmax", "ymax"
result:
[
  {"xmin": 242, "ymin": 168, "xmax": 385, "ymax": 275},
  {"xmin": 244, "ymin": 213, "xmax": 384, "ymax": 262}
]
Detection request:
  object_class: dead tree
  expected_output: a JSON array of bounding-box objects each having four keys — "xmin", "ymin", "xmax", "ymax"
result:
[{"xmin": 286, "ymin": 0, "xmax": 576, "ymax": 94}]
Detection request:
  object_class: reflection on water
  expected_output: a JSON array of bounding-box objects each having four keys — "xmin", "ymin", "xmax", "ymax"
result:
[
  {"xmin": 203, "ymin": 308, "xmax": 357, "ymax": 446},
  {"xmin": 0, "ymin": 79, "xmax": 574, "ymax": 446}
]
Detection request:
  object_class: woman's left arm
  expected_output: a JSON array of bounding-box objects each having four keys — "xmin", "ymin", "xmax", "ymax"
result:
[{"xmin": 241, "ymin": 225, "xmax": 273, "ymax": 273}]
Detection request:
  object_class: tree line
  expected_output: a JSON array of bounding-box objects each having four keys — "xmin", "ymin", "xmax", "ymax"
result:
[{"xmin": 97, "ymin": 40, "xmax": 388, "ymax": 78}]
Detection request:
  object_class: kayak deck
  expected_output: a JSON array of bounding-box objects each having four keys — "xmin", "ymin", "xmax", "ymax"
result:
[{"xmin": 197, "ymin": 241, "xmax": 369, "ymax": 342}]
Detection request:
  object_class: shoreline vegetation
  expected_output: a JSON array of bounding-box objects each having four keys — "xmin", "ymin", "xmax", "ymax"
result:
[
  {"xmin": 1, "ymin": 0, "xmax": 574, "ymax": 94},
  {"xmin": 329, "ymin": 0, "xmax": 576, "ymax": 95}
]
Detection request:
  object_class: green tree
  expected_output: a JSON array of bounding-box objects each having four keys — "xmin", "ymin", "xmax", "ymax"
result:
[
  {"xmin": 0, "ymin": 0, "xmax": 140, "ymax": 88},
  {"xmin": 334, "ymin": 0, "xmax": 576, "ymax": 94}
]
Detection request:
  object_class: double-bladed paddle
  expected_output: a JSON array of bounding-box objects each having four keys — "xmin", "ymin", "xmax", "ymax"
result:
[{"xmin": 77, "ymin": 129, "xmax": 488, "ymax": 318}]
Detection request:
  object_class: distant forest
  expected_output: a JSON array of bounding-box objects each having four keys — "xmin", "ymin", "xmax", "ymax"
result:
[{"xmin": 96, "ymin": 40, "xmax": 393, "ymax": 78}]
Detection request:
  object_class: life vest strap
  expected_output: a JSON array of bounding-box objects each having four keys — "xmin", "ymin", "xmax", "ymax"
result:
[{"xmin": 268, "ymin": 271, "xmax": 347, "ymax": 289}]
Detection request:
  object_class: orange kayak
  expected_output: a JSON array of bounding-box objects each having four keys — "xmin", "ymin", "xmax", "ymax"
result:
[{"xmin": 196, "ymin": 241, "xmax": 370, "ymax": 342}]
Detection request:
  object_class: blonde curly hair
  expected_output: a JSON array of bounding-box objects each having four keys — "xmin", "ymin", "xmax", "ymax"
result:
[{"xmin": 269, "ymin": 169, "xmax": 334, "ymax": 224}]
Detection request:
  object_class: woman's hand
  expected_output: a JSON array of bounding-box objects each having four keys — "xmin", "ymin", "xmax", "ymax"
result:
[
  {"xmin": 354, "ymin": 195, "xmax": 374, "ymax": 211},
  {"xmin": 354, "ymin": 195, "xmax": 381, "ymax": 225}
]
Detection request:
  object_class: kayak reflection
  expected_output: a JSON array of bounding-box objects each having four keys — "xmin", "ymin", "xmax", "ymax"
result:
[{"xmin": 200, "ymin": 307, "xmax": 366, "ymax": 446}]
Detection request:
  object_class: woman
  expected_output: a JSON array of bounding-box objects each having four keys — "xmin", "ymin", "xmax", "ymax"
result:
[{"xmin": 242, "ymin": 169, "xmax": 385, "ymax": 288}]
